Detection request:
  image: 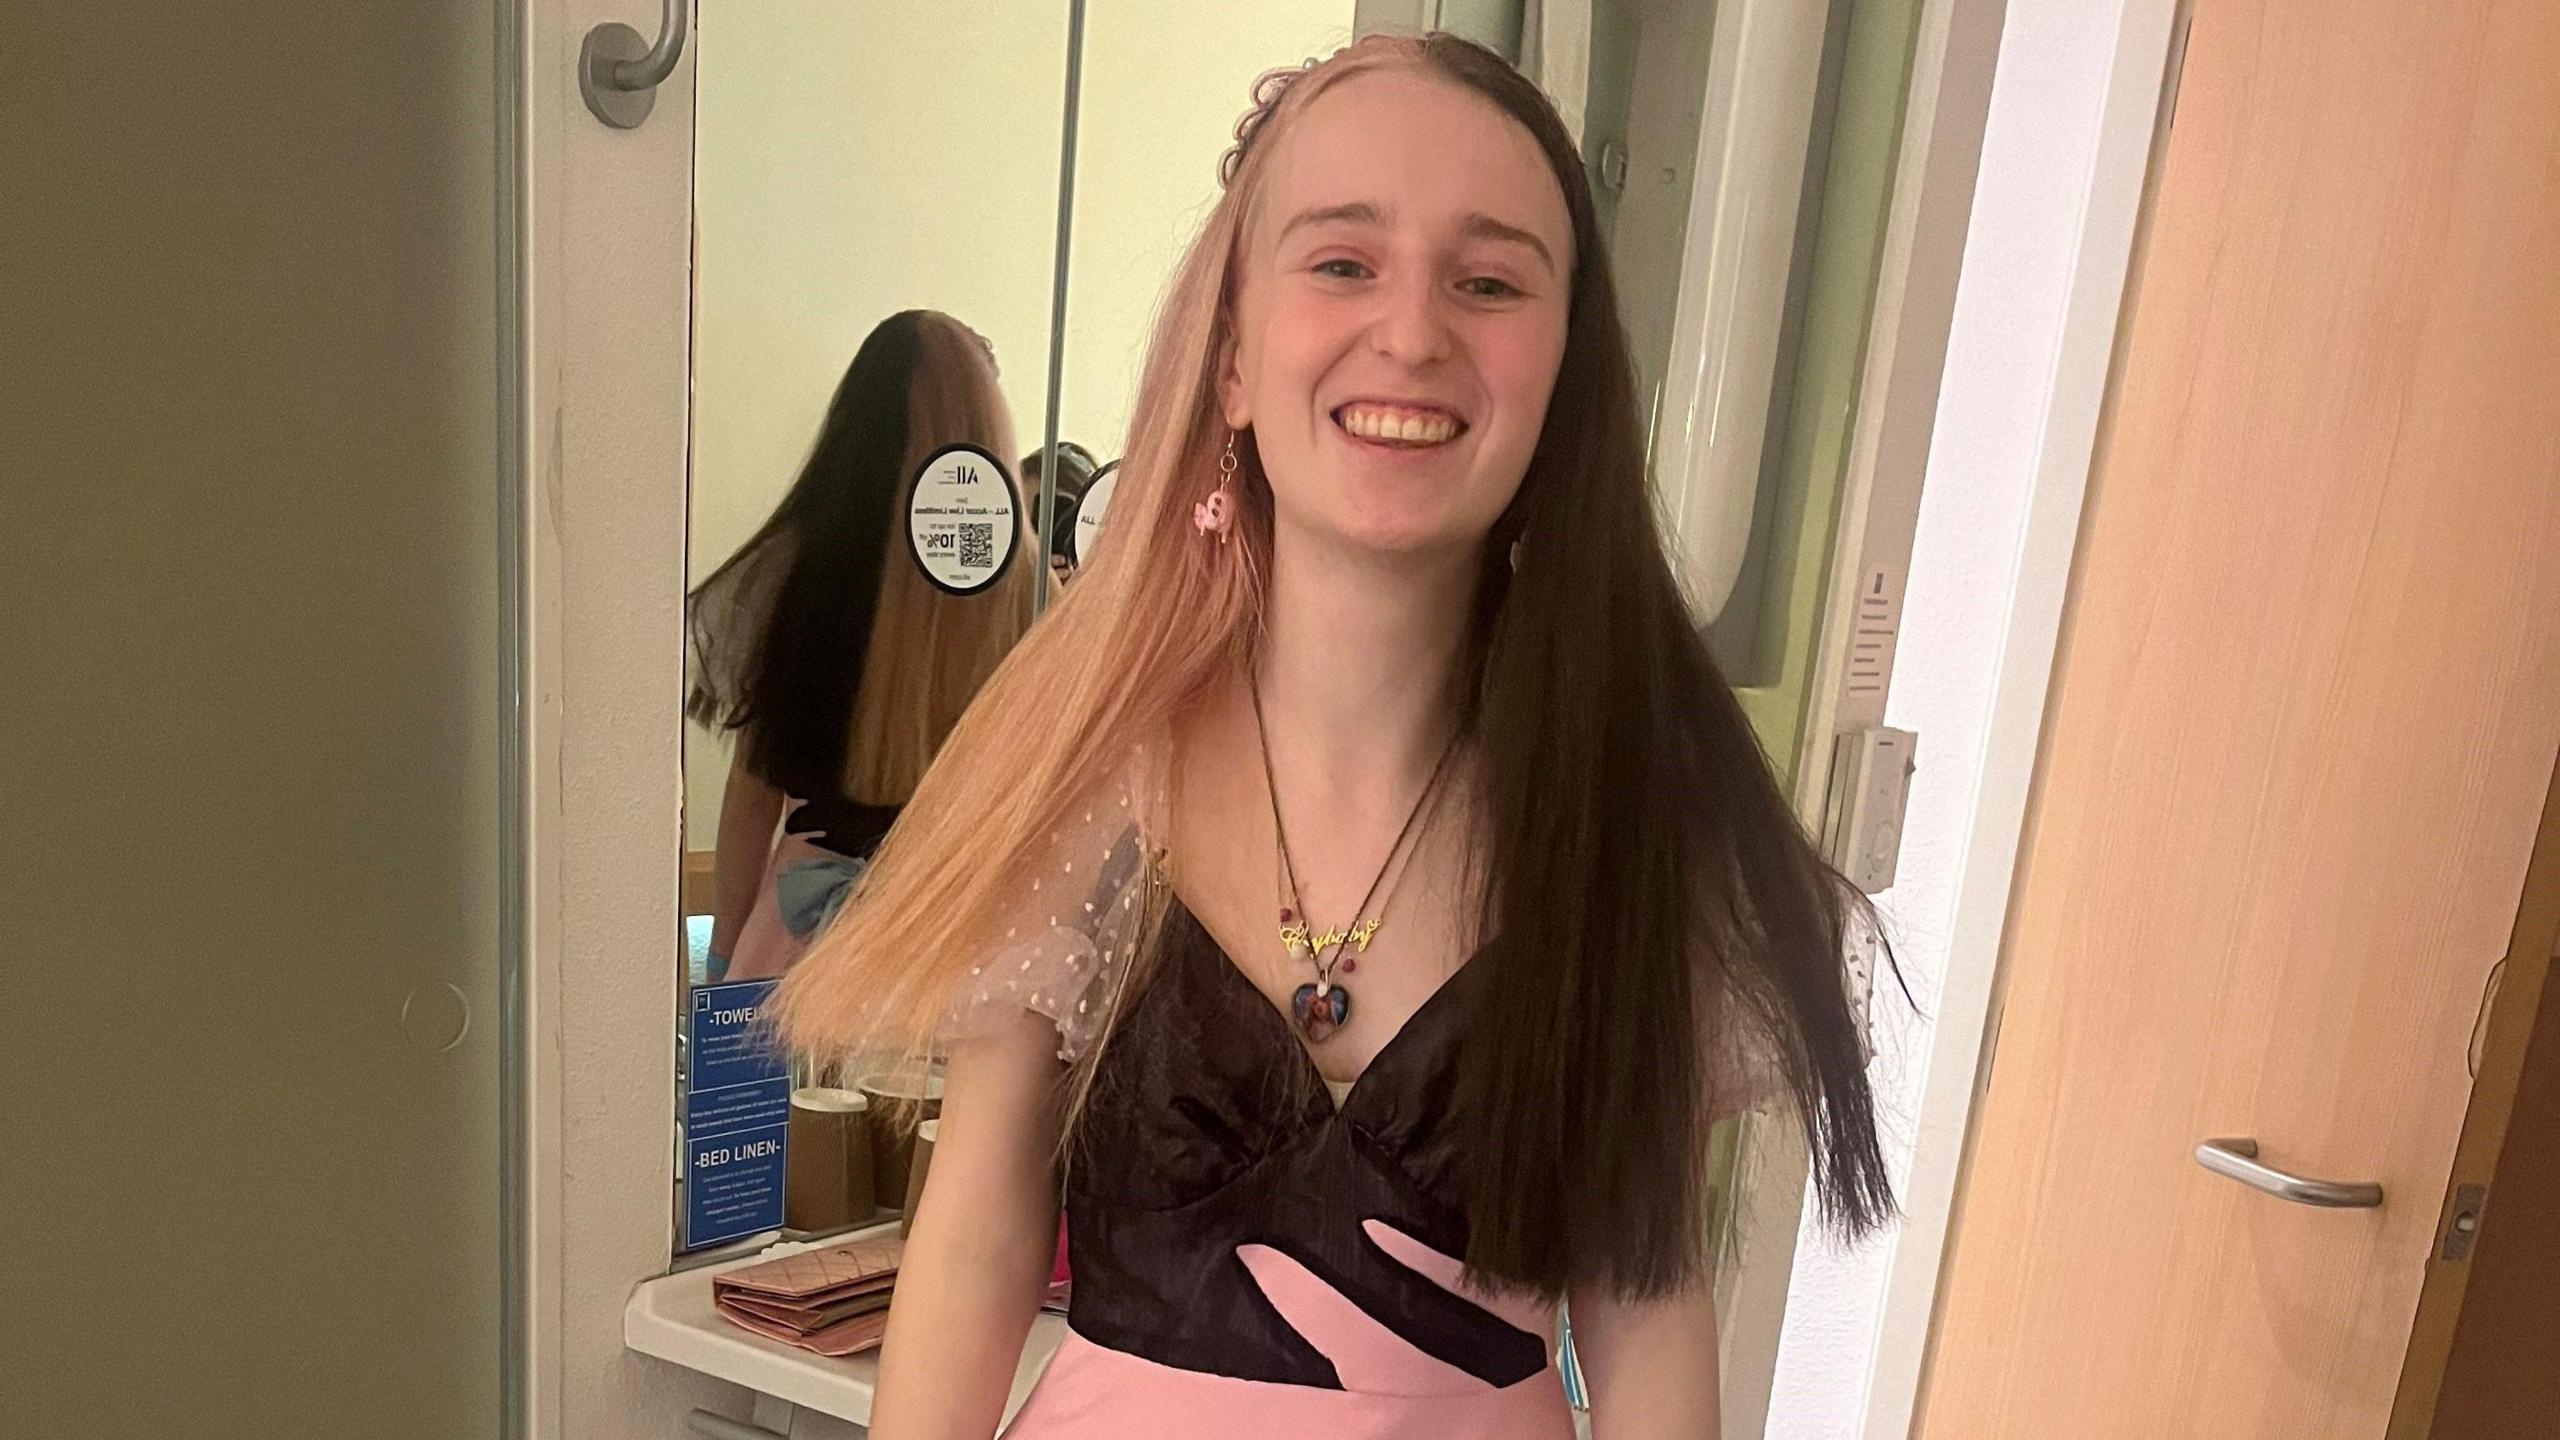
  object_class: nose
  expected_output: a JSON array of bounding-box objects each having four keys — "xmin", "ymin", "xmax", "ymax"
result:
[{"xmin": 1368, "ymin": 272, "xmax": 1453, "ymax": 367}]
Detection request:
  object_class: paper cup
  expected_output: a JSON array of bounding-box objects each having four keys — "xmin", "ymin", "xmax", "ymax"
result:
[
  {"xmin": 856, "ymin": 1069, "xmax": 946, "ymax": 1212},
  {"xmin": 899, "ymin": 1118, "xmax": 940, "ymax": 1238},
  {"xmin": 784, "ymin": 1087, "xmax": 873, "ymax": 1233}
]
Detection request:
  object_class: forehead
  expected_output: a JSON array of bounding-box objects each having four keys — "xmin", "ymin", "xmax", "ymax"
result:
[{"xmin": 1250, "ymin": 67, "xmax": 1573, "ymax": 266}]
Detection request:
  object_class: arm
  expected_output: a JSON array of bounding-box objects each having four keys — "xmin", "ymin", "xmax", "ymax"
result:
[
  {"xmin": 1569, "ymin": 1281, "xmax": 1724, "ymax": 1440},
  {"xmin": 705, "ymin": 753, "xmax": 787, "ymax": 965},
  {"xmin": 867, "ymin": 1011, "xmax": 1065, "ymax": 1440}
]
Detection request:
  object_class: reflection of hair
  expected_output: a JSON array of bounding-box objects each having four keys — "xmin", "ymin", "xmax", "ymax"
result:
[
  {"xmin": 775, "ymin": 36, "xmax": 1890, "ymax": 1301},
  {"xmin": 1022, "ymin": 442, "xmax": 1098, "ymax": 561},
  {"xmin": 1022, "ymin": 439, "xmax": 1098, "ymax": 485},
  {"xmin": 687, "ymin": 309, "xmax": 1039, "ymax": 808}
]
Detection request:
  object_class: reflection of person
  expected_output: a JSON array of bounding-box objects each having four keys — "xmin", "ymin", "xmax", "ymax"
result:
[
  {"xmin": 1020, "ymin": 441, "xmax": 1097, "ymax": 582},
  {"xmin": 773, "ymin": 37, "xmax": 1889, "ymax": 1439},
  {"xmin": 688, "ymin": 310, "xmax": 1042, "ymax": 983}
]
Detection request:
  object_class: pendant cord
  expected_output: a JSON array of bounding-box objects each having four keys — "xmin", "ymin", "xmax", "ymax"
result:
[{"xmin": 1250, "ymin": 675, "xmax": 1462, "ymax": 985}]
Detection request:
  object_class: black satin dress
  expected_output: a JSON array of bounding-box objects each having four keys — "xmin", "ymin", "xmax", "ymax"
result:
[{"xmin": 998, "ymin": 902, "xmax": 1574, "ymax": 1438}]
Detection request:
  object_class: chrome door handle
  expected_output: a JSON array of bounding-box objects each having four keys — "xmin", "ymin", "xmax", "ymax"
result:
[
  {"xmin": 581, "ymin": 0, "xmax": 690, "ymax": 130},
  {"xmin": 2194, "ymin": 1137, "xmax": 2383, "ymax": 1208}
]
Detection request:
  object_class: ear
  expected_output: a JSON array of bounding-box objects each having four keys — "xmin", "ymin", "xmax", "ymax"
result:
[{"xmin": 1214, "ymin": 319, "xmax": 1252, "ymax": 431}]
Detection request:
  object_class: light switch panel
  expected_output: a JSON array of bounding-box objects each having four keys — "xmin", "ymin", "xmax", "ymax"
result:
[{"xmin": 1822, "ymin": 725, "xmax": 1919, "ymax": 894}]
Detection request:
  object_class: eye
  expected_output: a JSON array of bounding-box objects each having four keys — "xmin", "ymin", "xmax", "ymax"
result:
[
  {"xmin": 1460, "ymin": 276, "xmax": 1524, "ymax": 299},
  {"xmin": 1312, "ymin": 258, "xmax": 1373, "ymax": 281}
]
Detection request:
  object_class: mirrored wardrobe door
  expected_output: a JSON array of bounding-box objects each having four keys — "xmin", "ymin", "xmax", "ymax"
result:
[
  {"xmin": 674, "ymin": 1, "xmax": 1075, "ymax": 1257},
  {"xmin": 12, "ymin": 2, "xmax": 517, "ymax": 1433}
]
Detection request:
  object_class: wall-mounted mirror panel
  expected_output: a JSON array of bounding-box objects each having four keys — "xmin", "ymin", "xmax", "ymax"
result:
[
  {"xmin": 684, "ymin": 2, "xmax": 1070, "ymax": 980},
  {"xmin": 675, "ymin": 1, "xmax": 1074, "ymax": 1255}
]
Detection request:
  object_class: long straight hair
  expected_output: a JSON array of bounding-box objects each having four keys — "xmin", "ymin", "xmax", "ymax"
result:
[
  {"xmin": 773, "ymin": 35, "xmax": 1891, "ymax": 1301},
  {"xmin": 689, "ymin": 310, "xmax": 1039, "ymax": 808}
]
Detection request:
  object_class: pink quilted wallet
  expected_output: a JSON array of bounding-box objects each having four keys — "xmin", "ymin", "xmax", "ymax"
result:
[{"xmin": 711, "ymin": 1236, "xmax": 904, "ymax": 1358}]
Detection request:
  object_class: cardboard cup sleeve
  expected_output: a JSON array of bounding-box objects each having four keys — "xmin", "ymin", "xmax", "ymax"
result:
[
  {"xmin": 899, "ymin": 1118, "xmax": 939, "ymax": 1238},
  {"xmin": 856, "ymin": 1069, "xmax": 945, "ymax": 1214},
  {"xmin": 785, "ymin": 1087, "xmax": 873, "ymax": 1232}
]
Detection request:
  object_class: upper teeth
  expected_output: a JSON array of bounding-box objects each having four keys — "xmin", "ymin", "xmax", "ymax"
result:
[{"xmin": 1340, "ymin": 406, "xmax": 1460, "ymax": 445}]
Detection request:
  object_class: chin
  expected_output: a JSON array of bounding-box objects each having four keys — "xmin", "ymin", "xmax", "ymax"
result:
[
  {"xmin": 1272, "ymin": 463, "xmax": 1509, "ymax": 563},
  {"xmin": 1319, "ymin": 508, "xmax": 1491, "ymax": 563}
]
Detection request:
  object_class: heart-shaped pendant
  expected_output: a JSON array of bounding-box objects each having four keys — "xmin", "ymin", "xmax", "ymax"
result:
[{"xmin": 1290, "ymin": 981, "xmax": 1351, "ymax": 1043}]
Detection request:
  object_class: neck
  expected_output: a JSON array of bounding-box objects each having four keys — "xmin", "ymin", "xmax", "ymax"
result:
[{"xmin": 1251, "ymin": 528, "xmax": 1476, "ymax": 801}]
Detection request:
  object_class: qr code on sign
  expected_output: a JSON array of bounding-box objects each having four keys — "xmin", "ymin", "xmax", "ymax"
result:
[{"xmin": 958, "ymin": 523, "xmax": 995, "ymax": 570}]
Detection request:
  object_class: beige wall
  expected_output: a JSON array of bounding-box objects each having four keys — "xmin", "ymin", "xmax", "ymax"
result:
[
  {"xmin": 688, "ymin": 2, "xmax": 1071, "ymax": 582},
  {"xmin": 683, "ymin": 2, "xmax": 1354, "ymax": 854},
  {"xmin": 1057, "ymin": 5, "xmax": 1360, "ymax": 449}
]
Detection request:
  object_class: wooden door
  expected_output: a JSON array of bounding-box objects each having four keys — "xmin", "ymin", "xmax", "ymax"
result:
[{"xmin": 1916, "ymin": 0, "xmax": 2560, "ymax": 1435}]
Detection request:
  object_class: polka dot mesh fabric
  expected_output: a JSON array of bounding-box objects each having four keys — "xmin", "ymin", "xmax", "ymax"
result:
[{"xmin": 939, "ymin": 745, "xmax": 1170, "ymax": 1064}]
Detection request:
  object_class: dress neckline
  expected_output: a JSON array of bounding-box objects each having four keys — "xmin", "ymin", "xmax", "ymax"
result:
[{"xmin": 1164, "ymin": 896, "xmax": 1481, "ymax": 1116}]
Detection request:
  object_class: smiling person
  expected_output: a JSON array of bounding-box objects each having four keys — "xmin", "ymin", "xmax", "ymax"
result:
[{"xmin": 771, "ymin": 33, "xmax": 1890, "ymax": 1440}]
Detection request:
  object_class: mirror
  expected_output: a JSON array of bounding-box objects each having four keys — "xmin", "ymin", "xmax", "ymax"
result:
[
  {"xmin": 682, "ymin": 2, "xmax": 1071, "ymax": 993},
  {"xmin": 675, "ymin": 2, "xmax": 1075, "ymax": 1255}
]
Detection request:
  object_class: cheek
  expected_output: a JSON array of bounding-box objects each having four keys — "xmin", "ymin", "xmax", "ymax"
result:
[
  {"xmin": 1250, "ymin": 297, "xmax": 1343, "ymax": 407},
  {"xmin": 1483, "ymin": 317, "xmax": 1569, "ymax": 451}
]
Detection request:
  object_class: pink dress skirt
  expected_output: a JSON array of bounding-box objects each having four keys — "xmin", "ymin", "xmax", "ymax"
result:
[
  {"xmin": 1009, "ymin": 1331, "xmax": 1573, "ymax": 1438},
  {"xmin": 1002, "ymin": 1222, "xmax": 1575, "ymax": 1439}
]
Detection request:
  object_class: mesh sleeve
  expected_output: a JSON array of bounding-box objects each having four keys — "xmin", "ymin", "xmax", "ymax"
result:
[{"xmin": 937, "ymin": 747, "xmax": 1166, "ymax": 1063}]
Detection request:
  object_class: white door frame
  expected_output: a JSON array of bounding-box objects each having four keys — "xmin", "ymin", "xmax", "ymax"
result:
[
  {"xmin": 1759, "ymin": 2, "xmax": 2185, "ymax": 1437},
  {"xmin": 1857, "ymin": 3, "xmax": 2181, "ymax": 1435},
  {"xmin": 519, "ymin": 1, "xmax": 724, "ymax": 1437}
]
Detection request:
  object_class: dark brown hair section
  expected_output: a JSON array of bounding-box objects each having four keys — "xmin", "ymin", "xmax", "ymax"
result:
[{"xmin": 1388, "ymin": 35, "xmax": 1896, "ymax": 1301}]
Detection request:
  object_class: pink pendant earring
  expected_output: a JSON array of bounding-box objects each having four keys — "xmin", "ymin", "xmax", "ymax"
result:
[{"xmin": 1194, "ymin": 432, "xmax": 1239, "ymax": 543}]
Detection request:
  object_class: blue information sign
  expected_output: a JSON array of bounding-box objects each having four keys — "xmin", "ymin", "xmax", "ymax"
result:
[{"xmin": 683, "ymin": 979, "xmax": 791, "ymax": 1252}]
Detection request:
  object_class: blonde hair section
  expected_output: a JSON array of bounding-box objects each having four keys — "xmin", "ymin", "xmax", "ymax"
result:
[
  {"xmin": 843, "ymin": 313, "xmax": 1042, "ymax": 806},
  {"xmin": 770, "ymin": 39, "xmax": 1427, "ymax": 1119}
]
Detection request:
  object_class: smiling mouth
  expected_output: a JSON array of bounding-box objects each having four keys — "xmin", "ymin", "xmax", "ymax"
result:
[{"xmin": 1333, "ymin": 402, "xmax": 1468, "ymax": 449}]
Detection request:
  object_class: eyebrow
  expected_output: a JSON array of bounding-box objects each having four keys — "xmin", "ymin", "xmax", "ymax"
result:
[
  {"xmin": 1462, "ymin": 213, "xmax": 1557, "ymax": 274},
  {"xmin": 1274, "ymin": 202, "xmax": 1560, "ymax": 276},
  {"xmin": 1275, "ymin": 202, "xmax": 1386, "ymax": 246}
]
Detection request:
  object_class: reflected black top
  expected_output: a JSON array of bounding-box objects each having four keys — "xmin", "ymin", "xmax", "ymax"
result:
[
  {"xmin": 784, "ymin": 791, "xmax": 901, "ymax": 859},
  {"xmin": 1060, "ymin": 903, "xmax": 1550, "ymax": 1390}
]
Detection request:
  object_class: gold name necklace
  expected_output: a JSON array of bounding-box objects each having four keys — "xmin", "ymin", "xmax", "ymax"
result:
[{"xmin": 1252, "ymin": 677, "xmax": 1461, "ymax": 1044}]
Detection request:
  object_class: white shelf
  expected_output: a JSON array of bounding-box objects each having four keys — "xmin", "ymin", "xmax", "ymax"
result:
[{"xmin": 625, "ymin": 1224, "xmax": 1069, "ymax": 1431}]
